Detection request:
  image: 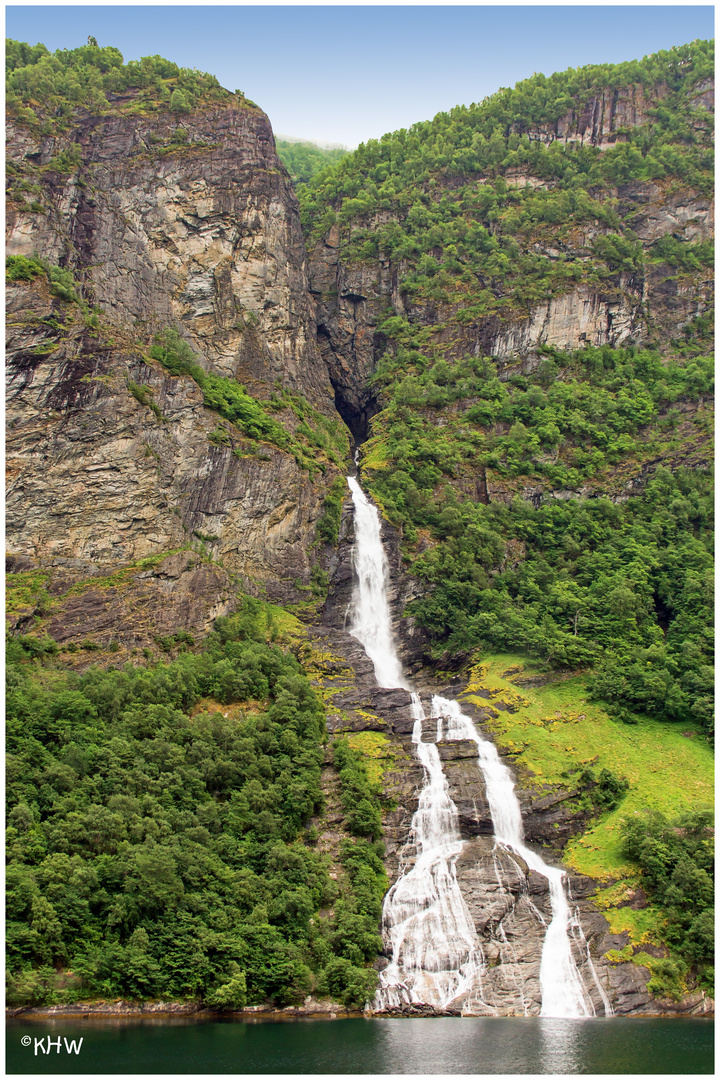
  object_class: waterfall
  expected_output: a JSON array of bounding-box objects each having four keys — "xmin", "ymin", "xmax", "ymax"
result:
[
  {"xmin": 345, "ymin": 476, "xmax": 602, "ymax": 1018},
  {"xmin": 346, "ymin": 477, "xmax": 409, "ymax": 691},
  {"xmin": 434, "ymin": 695, "xmax": 597, "ymax": 1017}
]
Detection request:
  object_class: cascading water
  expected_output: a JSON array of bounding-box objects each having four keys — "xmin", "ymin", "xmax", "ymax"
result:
[
  {"xmin": 346, "ymin": 477, "xmax": 409, "ymax": 691},
  {"xmin": 374, "ymin": 697, "xmax": 489, "ymax": 1011},
  {"xmin": 432, "ymin": 695, "xmax": 599, "ymax": 1017},
  {"xmin": 345, "ymin": 475, "xmax": 605, "ymax": 1017}
]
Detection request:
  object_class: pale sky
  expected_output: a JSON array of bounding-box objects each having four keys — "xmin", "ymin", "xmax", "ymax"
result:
[{"xmin": 6, "ymin": 5, "xmax": 715, "ymax": 146}]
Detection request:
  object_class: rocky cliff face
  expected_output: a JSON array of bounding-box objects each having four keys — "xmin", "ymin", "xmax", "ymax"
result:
[
  {"xmin": 7, "ymin": 75, "xmax": 713, "ymax": 631},
  {"xmin": 6, "ymin": 95, "xmax": 345, "ymax": 646},
  {"xmin": 310, "ymin": 225, "xmax": 397, "ymax": 442},
  {"xmin": 6, "ymin": 65, "xmax": 713, "ymax": 1018},
  {"xmin": 7, "ymin": 101, "xmax": 332, "ymax": 404}
]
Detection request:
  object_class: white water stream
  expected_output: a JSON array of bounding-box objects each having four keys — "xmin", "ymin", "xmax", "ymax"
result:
[
  {"xmin": 346, "ymin": 475, "xmax": 607, "ymax": 1018},
  {"xmin": 347, "ymin": 477, "xmax": 409, "ymax": 691}
]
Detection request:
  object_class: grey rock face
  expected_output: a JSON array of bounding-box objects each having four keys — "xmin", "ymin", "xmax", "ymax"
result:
[
  {"xmin": 309, "ymin": 225, "xmax": 400, "ymax": 441},
  {"xmin": 6, "ymin": 100, "xmax": 345, "ymax": 633},
  {"xmin": 6, "ymin": 305, "xmax": 331, "ymax": 606},
  {"xmin": 7, "ymin": 105, "xmax": 334, "ymax": 410}
]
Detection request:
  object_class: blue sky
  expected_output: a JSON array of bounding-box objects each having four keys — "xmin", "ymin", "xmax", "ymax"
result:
[{"xmin": 5, "ymin": 5, "xmax": 715, "ymax": 146}]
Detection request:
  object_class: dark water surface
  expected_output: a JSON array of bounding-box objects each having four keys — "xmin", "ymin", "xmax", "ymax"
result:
[{"xmin": 6, "ymin": 1015, "xmax": 714, "ymax": 1075}]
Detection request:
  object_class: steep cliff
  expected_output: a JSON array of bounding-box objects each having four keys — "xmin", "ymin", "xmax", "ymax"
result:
[
  {"xmin": 5, "ymin": 39, "xmax": 714, "ymax": 1017},
  {"xmin": 7, "ymin": 72, "xmax": 349, "ymax": 652}
]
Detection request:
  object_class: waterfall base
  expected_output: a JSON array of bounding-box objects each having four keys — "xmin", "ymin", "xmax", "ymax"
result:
[
  {"xmin": 372, "ymin": 695, "xmax": 609, "ymax": 1018},
  {"xmin": 308, "ymin": 622, "xmax": 670, "ymax": 1017}
]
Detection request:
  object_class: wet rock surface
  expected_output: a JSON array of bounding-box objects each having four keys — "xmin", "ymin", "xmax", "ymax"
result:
[{"xmin": 313, "ymin": 611, "xmax": 688, "ymax": 1018}]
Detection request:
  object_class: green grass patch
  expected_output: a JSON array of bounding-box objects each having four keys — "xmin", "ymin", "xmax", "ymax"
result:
[
  {"xmin": 346, "ymin": 731, "xmax": 398, "ymax": 786},
  {"xmin": 596, "ymin": 891, "xmax": 669, "ymax": 947},
  {"xmin": 5, "ymin": 570, "xmax": 51, "ymax": 615},
  {"xmin": 460, "ymin": 653, "xmax": 713, "ymax": 882}
]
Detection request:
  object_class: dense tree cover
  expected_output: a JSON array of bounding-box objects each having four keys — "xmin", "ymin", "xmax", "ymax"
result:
[
  {"xmin": 621, "ymin": 809, "xmax": 713, "ymax": 992},
  {"xmin": 363, "ymin": 335, "xmax": 713, "ymax": 731},
  {"xmin": 315, "ymin": 738, "xmax": 392, "ymax": 1006},
  {"xmin": 332, "ymin": 738, "xmax": 384, "ymax": 841},
  {"xmin": 276, "ymin": 140, "xmax": 348, "ymax": 185},
  {"xmin": 304, "ymin": 45, "xmax": 714, "ymax": 738},
  {"xmin": 6, "ymin": 38, "xmax": 238, "ymax": 129},
  {"xmin": 372, "ymin": 332, "xmax": 712, "ymax": 489},
  {"xmin": 301, "ymin": 39, "xmax": 713, "ymax": 222},
  {"xmin": 6, "ymin": 601, "xmax": 383, "ymax": 1009},
  {"xmin": 399, "ymin": 463, "xmax": 712, "ymax": 731},
  {"xmin": 298, "ymin": 43, "xmax": 714, "ymax": 755},
  {"xmin": 298, "ymin": 41, "xmax": 713, "ymax": 320}
]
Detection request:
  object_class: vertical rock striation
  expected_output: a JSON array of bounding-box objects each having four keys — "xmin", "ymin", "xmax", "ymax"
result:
[{"xmin": 7, "ymin": 94, "xmax": 346, "ymax": 638}]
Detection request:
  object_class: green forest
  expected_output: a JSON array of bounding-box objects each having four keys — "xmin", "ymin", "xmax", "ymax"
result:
[
  {"xmin": 276, "ymin": 140, "xmax": 349, "ymax": 184},
  {"xmin": 363, "ymin": 339, "xmax": 713, "ymax": 732},
  {"xmin": 5, "ymin": 37, "xmax": 239, "ymax": 126},
  {"xmin": 6, "ymin": 602, "xmax": 384, "ymax": 1009},
  {"xmin": 298, "ymin": 40, "xmax": 713, "ymax": 320},
  {"xmin": 5, "ymin": 34, "xmax": 714, "ymax": 1012}
]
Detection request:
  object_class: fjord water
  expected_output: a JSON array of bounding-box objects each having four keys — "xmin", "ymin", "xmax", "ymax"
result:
[
  {"xmin": 345, "ymin": 476, "xmax": 601, "ymax": 1017},
  {"xmin": 5, "ymin": 477, "xmax": 712, "ymax": 1076},
  {"xmin": 6, "ymin": 1016, "xmax": 714, "ymax": 1074}
]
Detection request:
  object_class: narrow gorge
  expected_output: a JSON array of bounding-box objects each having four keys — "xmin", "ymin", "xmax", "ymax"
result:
[{"xmin": 6, "ymin": 35, "xmax": 713, "ymax": 1021}]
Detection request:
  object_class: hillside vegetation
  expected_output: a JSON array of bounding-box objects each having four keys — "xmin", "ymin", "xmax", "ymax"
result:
[
  {"xmin": 5, "ymin": 37, "xmax": 242, "ymax": 128},
  {"xmin": 296, "ymin": 40, "xmax": 714, "ymax": 995},
  {"xmin": 300, "ymin": 40, "xmax": 714, "ymax": 735},
  {"xmin": 6, "ymin": 600, "xmax": 384, "ymax": 1010},
  {"xmin": 276, "ymin": 139, "xmax": 349, "ymax": 185}
]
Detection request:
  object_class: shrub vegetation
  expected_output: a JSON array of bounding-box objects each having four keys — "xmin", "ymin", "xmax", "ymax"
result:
[{"xmin": 5, "ymin": 602, "xmax": 380, "ymax": 1009}]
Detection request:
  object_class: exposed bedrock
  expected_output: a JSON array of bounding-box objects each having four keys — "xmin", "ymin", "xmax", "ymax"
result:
[
  {"xmin": 6, "ymin": 99, "xmax": 348, "ymax": 637},
  {"xmin": 6, "ymin": 294, "xmax": 331, "ymax": 607},
  {"xmin": 315, "ymin": 595, "xmax": 702, "ymax": 1015},
  {"xmin": 309, "ymin": 237, "xmax": 388, "ymax": 444},
  {"xmin": 7, "ymin": 104, "xmax": 335, "ymax": 409}
]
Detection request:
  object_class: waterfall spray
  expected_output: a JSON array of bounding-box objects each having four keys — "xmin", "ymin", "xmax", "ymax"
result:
[{"xmin": 345, "ymin": 476, "xmax": 605, "ymax": 1017}]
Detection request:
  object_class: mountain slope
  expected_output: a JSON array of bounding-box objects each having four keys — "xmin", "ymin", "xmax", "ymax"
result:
[
  {"xmin": 302, "ymin": 40, "xmax": 714, "ymax": 734},
  {"xmin": 5, "ymin": 37, "xmax": 714, "ymax": 1015}
]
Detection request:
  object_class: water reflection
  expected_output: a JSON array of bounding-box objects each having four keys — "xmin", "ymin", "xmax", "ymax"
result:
[
  {"xmin": 537, "ymin": 1018, "xmax": 585, "ymax": 1074},
  {"xmin": 6, "ymin": 1016, "xmax": 714, "ymax": 1075}
]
